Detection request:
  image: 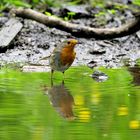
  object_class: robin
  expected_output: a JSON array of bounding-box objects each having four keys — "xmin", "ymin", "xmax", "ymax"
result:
[{"xmin": 50, "ymin": 39, "xmax": 78, "ymax": 78}]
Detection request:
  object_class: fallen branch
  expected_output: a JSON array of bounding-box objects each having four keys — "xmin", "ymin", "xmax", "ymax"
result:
[{"xmin": 12, "ymin": 8, "xmax": 140, "ymax": 39}]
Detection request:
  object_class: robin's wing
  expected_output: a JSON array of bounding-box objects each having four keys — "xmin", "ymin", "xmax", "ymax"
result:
[
  {"xmin": 49, "ymin": 49, "xmax": 61, "ymax": 68},
  {"xmin": 50, "ymin": 41, "xmax": 67, "ymax": 63},
  {"xmin": 40, "ymin": 41, "xmax": 66, "ymax": 61},
  {"xmin": 50, "ymin": 41, "xmax": 69, "ymax": 71}
]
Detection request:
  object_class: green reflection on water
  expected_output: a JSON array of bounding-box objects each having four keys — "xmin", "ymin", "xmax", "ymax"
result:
[{"xmin": 0, "ymin": 66, "xmax": 140, "ymax": 140}]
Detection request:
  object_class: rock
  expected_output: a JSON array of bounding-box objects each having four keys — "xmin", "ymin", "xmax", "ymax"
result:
[
  {"xmin": 91, "ymin": 70, "xmax": 108, "ymax": 82},
  {"xmin": 59, "ymin": 5, "xmax": 92, "ymax": 18},
  {"xmin": 86, "ymin": 6, "xmax": 102, "ymax": 15},
  {"xmin": 0, "ymin": 18, "xmax": 23, "ymax": 49},
  {"xmin": 89, "ymin": 49, "xmax": 106, "ymax": 55},
  {"xmin": 22, "ymin": 65, "xmax": 50, "ymax": 72},
  {"xmin": 89, "ymin": 42, "xmax": 106, "ymax": 55},
  {"xmin": 136, "ymin": 31, "xmax": 140, "ymax": 39},
  {"xmin": 87, "ymin": 61, "xmax": 98, "ymax": 69},
  {"xmin": 0, "ymin": 17, "xmax": 8, "ymax": 27}
]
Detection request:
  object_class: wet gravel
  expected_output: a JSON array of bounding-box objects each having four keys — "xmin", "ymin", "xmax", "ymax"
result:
[{"xmin": 0, "ymin": 5, "xmax": 140, "ymax": 69}]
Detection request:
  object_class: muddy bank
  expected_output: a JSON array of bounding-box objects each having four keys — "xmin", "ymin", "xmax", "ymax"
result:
[{"xmin": 0, "ymin": 5, "xmax": 140, "ymax": 70}]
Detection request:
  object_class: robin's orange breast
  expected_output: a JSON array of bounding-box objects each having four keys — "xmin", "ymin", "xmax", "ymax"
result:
[{"xmin": 60, "ymin": 47, "xmax": 76, "ymax": 66}]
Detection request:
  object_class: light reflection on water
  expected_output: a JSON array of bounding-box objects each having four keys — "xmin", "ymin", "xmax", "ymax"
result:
[{"xmin": 0, "ymin": 66, "xmax": 140, "ymax": 140}]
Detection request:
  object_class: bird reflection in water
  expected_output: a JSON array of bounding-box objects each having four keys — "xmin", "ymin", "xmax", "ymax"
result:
[{"xmin": 44, "ymin": 80, "xmax": 75, "ymax": 120}]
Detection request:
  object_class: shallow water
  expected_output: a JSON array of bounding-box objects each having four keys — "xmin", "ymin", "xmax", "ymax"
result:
[{"xmin": 0, "ymin": 66, "xmax": 140, "ymax": 140}]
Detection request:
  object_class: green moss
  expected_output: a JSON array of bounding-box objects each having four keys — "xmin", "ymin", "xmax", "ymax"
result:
[
  {"xmin": 45, "ymin": 11, "xmax": 52, "ymax": 16},
  {"xmin": 5, "ymin": 0, "xmax": 31, "ymax": 7},
  {"xmin": 133, "ymin": 0, "xmax": 140, "ymax": 6},
  {"xmin": 107, "ymin": 9, "xmax": 116, "ymax": 14},
  {"xmin": 64, "ymin": 11, "xmax": 76, "ymax": 21}
]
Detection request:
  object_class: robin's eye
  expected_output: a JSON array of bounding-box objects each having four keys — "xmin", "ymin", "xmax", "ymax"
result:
[{"xmin": 67, "ymin": 41, "xmax": 71, "ymax": 44}]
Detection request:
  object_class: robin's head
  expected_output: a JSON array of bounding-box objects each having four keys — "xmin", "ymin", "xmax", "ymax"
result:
[{"xmin": 63, "ymin": 39, "xmax": 78, "ymax": 49}]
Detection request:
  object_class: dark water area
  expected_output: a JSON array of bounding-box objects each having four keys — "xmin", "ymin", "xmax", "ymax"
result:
[{"xmin": 0, "ymin": 66, "xmax": 140, "ymax": 140}]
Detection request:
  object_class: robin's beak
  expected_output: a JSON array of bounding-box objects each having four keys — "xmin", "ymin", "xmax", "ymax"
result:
[{"xmin": 72, "ymin": 39, "xmax": 78, "ymax": 46}]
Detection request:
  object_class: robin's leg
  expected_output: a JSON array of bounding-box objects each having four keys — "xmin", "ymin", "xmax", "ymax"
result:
[
  {"xmin": 62, "ymin": 79, "xmax": 65, "ymax": 85},
  {"xmin": 51, "ymin": 69, "xmax": 54, "ymax": 79},
  {"xmin": 62, "ymin": 71, "xmax": 65, "ymax": 79},
  {"xmin": 51, "ymin": 77, "xmax": 53, "ymax": 87}
]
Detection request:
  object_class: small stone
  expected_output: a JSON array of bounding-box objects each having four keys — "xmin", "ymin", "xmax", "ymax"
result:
[
  {"xmin": 87, "ymin": 61, "xmax": 98, "ymax": 69},
  {"xmin": 136, "ymin": 31, "xmax": 140, "ymax": 39},
  {"xmin": 91, "ymin": 70, "xmax": 108, "ymax": 82}
]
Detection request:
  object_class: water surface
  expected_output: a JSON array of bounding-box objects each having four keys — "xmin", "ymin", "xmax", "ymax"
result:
[{"xmin": 0, "ymin": 66, "xmax": 140, "ymax": 140}]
